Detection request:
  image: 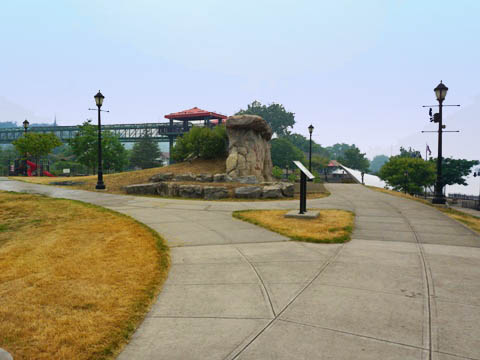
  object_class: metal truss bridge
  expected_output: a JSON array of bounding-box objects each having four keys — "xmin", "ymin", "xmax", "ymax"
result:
[{"xmin": 0, "ymin": 123, "xmax": 192, "ymax": 145}]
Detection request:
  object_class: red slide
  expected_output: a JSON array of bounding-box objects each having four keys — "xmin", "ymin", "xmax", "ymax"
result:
[{"xmin": 26, "ymin": 160, "xmax": 55, "ymax": 177}]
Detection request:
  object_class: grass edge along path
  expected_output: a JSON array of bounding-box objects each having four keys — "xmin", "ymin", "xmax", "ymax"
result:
[
  {"xmin": 233, "ymin": 209, "xmax": 354, "ymax": 243},
  {"xmin": 367, "ymin": 186, "xmax": 480, "ymax": 235},
  {"xmin": 0, "ymin": 191, "xmax": 170, "ymax": 360}
]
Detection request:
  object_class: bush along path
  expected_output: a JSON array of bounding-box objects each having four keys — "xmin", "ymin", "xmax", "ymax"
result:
[{"xmin": 0, "ymin": 178, "xmax": 479, "ymax": 360}]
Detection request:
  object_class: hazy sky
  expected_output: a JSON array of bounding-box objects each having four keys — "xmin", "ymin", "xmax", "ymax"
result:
[{"xmin": 1, "ymin": 0, "xmax": 479, "ymax": 169}]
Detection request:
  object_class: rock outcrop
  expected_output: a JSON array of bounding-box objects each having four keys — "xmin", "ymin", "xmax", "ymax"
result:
[{"xmin": 225, "ymin": 115, "xmax": 273, "ymax": 182}]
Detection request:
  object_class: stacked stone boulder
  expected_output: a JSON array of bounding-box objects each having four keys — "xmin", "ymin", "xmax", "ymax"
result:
[
  {"xmin": 125, "ymin": 172, "xmax": 295, "ymax": 200},
  {"xmin": 225, "ymin": 115, "xmax": 273, "ymax": 182}
]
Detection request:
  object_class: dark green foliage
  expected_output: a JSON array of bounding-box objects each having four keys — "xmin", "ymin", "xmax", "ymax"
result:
[
  {"xmin": 129, "ymin": 132, "xmax": 162, "ymax": 169},
  {"xmin": 69, "ymin": 121, "xmax": 128, "ymax": 173},
  {"xmin": 272, "ymin": 166, "xmax": 283, "ymax": 179},
  {"xmin": 379, "ymin": 157, "xmax": 436, "ymax": 194},
  {"xmin": 337, "ymin": 145, "xmax": 370, "ymax": 172},
  {"xmin": 325, "ymin": 143, "xmax": 356, "ymax": 160},
  {"xmin": 13, "ymin": 133, "xmax": 62, "ymax": 171},
  {"xmin": 284, "ymin": 133, "xmax": 330, "ymax": 158},
  {"xmin": 399, "ymin": 146, "xmax": 422, "ymax": 158},
  {"xmin": 270, "ymin": 138, "xmax": 305, "ymax": 168},
  {"xmin": 310, "ymin": 154, "xmax": 329, "ymax": 172},
  {"xmin": 429, "ymin": 157, "xmax": 479, "ymax": 186},
  {"xmin": 171, "ymin": 125, "xmax": 227, "ymax": 162},
  {"xmin": 0, "ymin": 146, "xmax": 18, "ymax": 175},
  {"xmin": 236, "ymin": 100, "xmax": 295, "ymax": 136},
  {"xmin": 369, "ymin": 155, "xmax": 389, "ymax": 174}
]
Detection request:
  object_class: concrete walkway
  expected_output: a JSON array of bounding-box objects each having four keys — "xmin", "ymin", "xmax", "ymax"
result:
[{"xmin": 1, "ymin": 178, "xmax": 479, "ymax": 360}]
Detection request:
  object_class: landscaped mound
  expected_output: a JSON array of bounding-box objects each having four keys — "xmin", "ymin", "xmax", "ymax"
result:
[
  {"xmin": 233, "ymin": 209, "xmax": 354, "ymax": 243},
  {"xmin": 0, "ymin": 192, "xmax": 169, "ymax": 360}
]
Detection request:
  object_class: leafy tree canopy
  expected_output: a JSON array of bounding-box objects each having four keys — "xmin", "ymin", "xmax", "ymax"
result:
[
  {"xmin": 399, "ymin": 146, "xmax": 422, "ymax": 158},
  {"xmin": 13, "ymin": 133, "xmax": 62, "ymax": 162},
  {"xmin": 325, "ymin": 143, "xmax": 356, "ymax": 160},
  {"xmin": 172, "ymin": 125, "xmax": 227, "ymax": 162},
  {"xmin": 311, "ymin": 154, "xmax": 329, "ymax": 171},
  {"xmin": 429, "ymin": 157, "xmax": 479, "ymax": 186},
  {"xmin": 379, "ymin": 157, "xmax": 436, "ymax": 194},
  {"xmin": 69, "ymin": 121, "xmax": 128, "ymax": 173},
  {"xmin": 369, "ymin": 155, "xmax": 389, "ymax": 174},
  {"xmin": 270, "ymin": 138, "xmax": 305, "ymax": 168},
  {"xmin": 236, "ymin": 100, "xmax": 295, "ymax": 137},
  {"xmin": 130, "ymin": 131, "xmax": 162, "ymax": 169},
  {"xmin": 284, "ymin": 133, "xmax": 330, "ymax": 158},
  {"xmin": 337, "ymin": 145, "xmax": 370, "ymax": 172}
]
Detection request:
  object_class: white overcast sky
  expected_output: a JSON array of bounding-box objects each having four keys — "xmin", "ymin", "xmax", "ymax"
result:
[{"xmin": 1, "ymin": 0, "xmax": 479, "ymax": 173}]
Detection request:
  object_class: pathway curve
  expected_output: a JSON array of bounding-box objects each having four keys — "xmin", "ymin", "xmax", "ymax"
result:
[{"xmin": 1, "ymin": 178, "xmax": 479, "ymax": 359}]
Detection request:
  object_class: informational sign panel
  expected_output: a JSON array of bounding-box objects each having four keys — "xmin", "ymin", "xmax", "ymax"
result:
[
  {"xmin": 63, "ymin": 168, "xmax": 71, "ymax": 174},
  {"xmin": 293, "ymin": 161, "xmax": 315, "ymax": 179}
]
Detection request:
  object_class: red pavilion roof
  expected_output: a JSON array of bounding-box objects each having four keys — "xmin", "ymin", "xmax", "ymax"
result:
[
  {"xmin": 328, "ymin": 160, "xmax": 341, "ymax": 167},
  {"xmin": 165, "ymin": 107, "xmax": 227, "ymax": 120}
]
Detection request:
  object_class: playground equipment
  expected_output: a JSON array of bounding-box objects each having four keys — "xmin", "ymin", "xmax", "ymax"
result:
[{"xmin": 8, "ymin": 159, "xmax": 54, "ymax": 177}]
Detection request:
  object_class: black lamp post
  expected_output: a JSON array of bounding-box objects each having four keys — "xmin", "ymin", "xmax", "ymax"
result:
[
  {"xmin": 94, "ymin": 90, "xmax": 106, "ymax": 190},
  {"xmin": 308, "ymin": 124, "xmax": 314, "ymax": 171},
  {"xmin": 23, "ymin": 119, "xmax": 29, "ymax": 135},
  {"xmin": 474, "ymin": 170, "xmax": 480, "ymax": 210},
  {"xmin": 432, "ymin": 81, "xmax": 448, "ymax": 204}
]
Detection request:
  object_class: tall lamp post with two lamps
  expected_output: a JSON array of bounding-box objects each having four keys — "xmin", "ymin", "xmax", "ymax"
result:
[
  {"xmin": 432, "ymin": 81, "xmax": 448, "ymax": 204},
  {"xmin": 22, "ymin": 119, "xmax": 30, "ymax": 176}
]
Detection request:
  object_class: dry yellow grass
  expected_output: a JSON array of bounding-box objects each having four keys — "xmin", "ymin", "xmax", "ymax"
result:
[
  {"xmin": 233, "ymin": 209, "xmax": 354, "ymax": 243},
  {"xmin": 12, "ymin": 158, "xmax": 226, "ymax": 194},
  {"xmin": 367, "ymin": 186, "xmax": 480, "ymax": 235},
  {"xmin": 0, "ymin": 191, "xmax": 169, "ymax": 360}
]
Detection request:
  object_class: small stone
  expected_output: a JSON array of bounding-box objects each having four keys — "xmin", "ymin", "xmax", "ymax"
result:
[
  {"xmin": 234, "ymin": 186, "xmax": 262, "ymax": 199},
  {"xmin": 174, "ymin": 173, "xmax": 196, "ymax": 181},
  {"xmin": 262, "ymin": 185, "xmax": 283, "ymax": 199},
  {"xmin": 204, "ymin": 186, "xmax": 229, "ymax": 200},
  {"xmin": 149, "ymin": 172, "xmax": 174, "ymax": 182},
  {"xmin": 213, "ymin": 174, "xmax": 233, "ymax": 183},
  {"xmin": 178, "ymin": 185, "xmax": 204, "ymax": 198},
  {"xmin": 279, "ymin": 182, "xmax": 295, "ymax": 197},
  {"xmin": 236, "ymin": 175, "xmax": 259, "ymax": 184},
  {"xmin": 195, "ymin": 173, "xmax": 214, "ymax": 182}
]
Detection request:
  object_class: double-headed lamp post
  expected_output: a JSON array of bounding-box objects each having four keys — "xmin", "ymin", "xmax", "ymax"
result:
[
  {"xmin": 432, "ymin": 81, "xmax": 448, "ymax": 204},
  {"xmin": 23, "ymin": 119, "xmax": 29, "ymax": 135},
  {"xmin": 308, "ymin": 124, "xmax": 314, "ymax": 172},
  {"xmin": 94, "ymin": 90, "xmax": 106, "ymax": 190}
]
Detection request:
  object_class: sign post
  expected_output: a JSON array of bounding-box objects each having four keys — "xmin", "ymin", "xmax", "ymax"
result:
[{"xmin": 293, "ymin": 161, "xmax": 315, "ymax": 214}]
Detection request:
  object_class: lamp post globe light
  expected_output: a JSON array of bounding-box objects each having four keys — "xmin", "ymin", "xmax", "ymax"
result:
[
  {"xmin": 308, "ymin": 124, "xmax": 314, "ymax": 172},
  {"xmin": 23, "ymin": 119, "xmax": 29, "ymax": 135},
  {"xmin": 432, "ymin": 81, "xmax": 448, "ymax": 204},
  {"xmin": 94, "ymin": 90, "xmax": 106, "ymax": 190}
]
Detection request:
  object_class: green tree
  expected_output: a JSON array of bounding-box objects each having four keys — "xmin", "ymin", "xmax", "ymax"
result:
[
  {"xmin": 270, "ymin": 138, "xmax": 305, "ymax": 168},
  {"xmin": 172, "ymin": 125, "xmax": 227, "ymax": 162},
  {"xmin": 429, "ymin": 157, "xmax": 479, "ymax": 186},
  {"xmin": 379, "ymin": 157, "xmax": 436, "ymax": 194},
  {"xmin": 272, "ymin": 166, "xmax": 283, "ymax": 180},
  {"xmin": 284, "ymin": 133, "xmax": 331, "ymax": 158},
  {"xmin": 338, "ymin": 145, "xmax": 370, "ymax": 172},
  {"xmin": 310, "ymin": 154, "xmax": 329, "ymax": 172},
  {"xmin": 369, "ymin": 155, "xmax": 389, "ymax": 174},
  {"xmin": 69, "ymin": 121, "xmax": 128, "ymax": 173},
  {"xmin": 325, "ymin": 143, "xmax": 356, "ymax": 160},
  {"xmin": 399, "ymin": 146, "xmax": 422, "ymax": 158},
  {"xmin": 13, "ymin": 133, "xmax": 62, "ymax": 174},
  {"xmin": 129, "ymin": 132, "xmax": 162, "ymax": 169},
  {"xmin": 236, "ymin": 100, "xmax": 295, "ymax": 136}
]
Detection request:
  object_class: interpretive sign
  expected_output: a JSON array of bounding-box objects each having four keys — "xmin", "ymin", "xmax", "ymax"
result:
[{"xmin": 293, "ymin": 161, "xmax": 315, "ymax": 214}]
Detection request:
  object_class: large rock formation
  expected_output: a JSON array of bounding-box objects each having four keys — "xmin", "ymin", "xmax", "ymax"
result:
[{"xmin": 225, "ymin": 115, "xmax": 273, "ymax": 182}]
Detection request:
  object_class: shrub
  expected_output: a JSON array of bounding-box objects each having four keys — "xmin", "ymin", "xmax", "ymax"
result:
[
  {"xmin": 172, "ymin": 125, "xmax": 228, "ymax": 162},
  {"xmin": 288, "ymin": 173, "xmax": 297, "ymax": 183},
  {"xmin": 272, "ymin": 166, "xmax": 283, "ymax": 179}
]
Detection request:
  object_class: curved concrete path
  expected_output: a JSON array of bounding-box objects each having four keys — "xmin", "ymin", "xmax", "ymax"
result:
[{"xmin": 1, "ymin": 178, "xmax": 479, "ymax": 360}]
